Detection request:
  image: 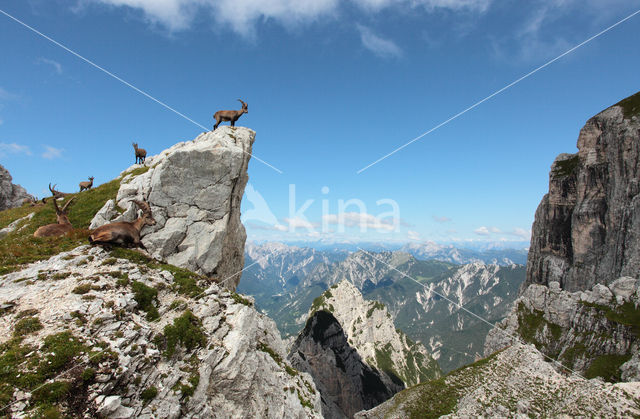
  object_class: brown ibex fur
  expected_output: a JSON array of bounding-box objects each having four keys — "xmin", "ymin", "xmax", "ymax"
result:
[
  {"xmin": 133, "ymin": 143, "xmax": 146, "ymax": 164},
  {"xmin": 88, "ymin": 200, "xmax": 156, "ymax": 249},
  {"xmin": 79, "ymin": 176, "xmax": 94, "ymax": 192},
  {"xmin": 49, "ymin": 183, "xmax": 71, "ymax": 199},
  {"xmin": 213, "ymin": 99, "xmax": 248, "ymax": 130},
  {"xmin": 33, "ymin": 197, "xmax": 75, "ymax": 237}
]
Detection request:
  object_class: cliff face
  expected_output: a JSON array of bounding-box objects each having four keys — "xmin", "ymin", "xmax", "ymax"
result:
[
  {"xmin": 0, "ymin": 164, "xmax": 33, "ymax": 211},
  {"xmin": 525, "ymin": 93, "xmax": 640, "ymax": 292},
  {"xmin": 309, "ymin": 281, "xmax": 441, "ymax": 387},
  {"xmin": 91, "ymin": 126, "xmax": 253, "ymax": 291},
  {"xmin": 484, "ymin": 278, "xmax": 640, "ymax": 380},
  {"xmin": 288, "ymin": 310, "xmax": 401, "ymax": 418}
]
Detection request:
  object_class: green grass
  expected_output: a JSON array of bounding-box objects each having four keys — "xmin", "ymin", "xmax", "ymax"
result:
[
  {"xmin": 0, "ymin": 178, "xmax": 121, "ymax": 274},
  {"xmin": 612, "ymin": 90, "xmax": 640, "ymax": 119},
  {"xmin": 585, "ymin": 353, "xmax": 632, "ymax": 382},
  {"xmin": 131, "ymin": 281, "xmax": 160, "ymax": 321},
  {"xmin": 0, "ymin": 331, "xmax": 90, "ymax": 415},
  {"xmin": 110, "ymin": 248, "xmax": 205, "ymax": 298},
  {"xmin": 13, "ymin": 316, "xmax": 43, "ymax": 337}
]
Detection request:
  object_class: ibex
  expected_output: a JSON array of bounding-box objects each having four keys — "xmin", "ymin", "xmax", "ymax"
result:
[
  {"xmin": 88, "ymin": 200, "xmax": 156, "ymax": 249},
  {"xmin": 213, "ymin": 99, "xmax": 248, "ymax": 130},
  {"xmin": 79, "ymin": 176, "xmax": 94, "ymax": 192},
  {"xmin": 33, "ymin": 197, "xmax": 75, "ymax": 237},
  {"xmin": 133, "ymin": 143, "xmax": 146, "ymax": 164},
  {"xmin": 49, "ymin": 183, "xmax": 70, "ymax": 199}
]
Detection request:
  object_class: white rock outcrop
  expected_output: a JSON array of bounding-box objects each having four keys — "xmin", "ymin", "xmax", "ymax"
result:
[{"xmin": 91, "ymin": 127, "xmax": 254, "ymax": 290}]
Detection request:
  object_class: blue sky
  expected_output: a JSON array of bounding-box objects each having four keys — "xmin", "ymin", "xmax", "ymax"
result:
[{"xmin": 0, "ymin": 0, "xmax": 638, "ymax": 247}]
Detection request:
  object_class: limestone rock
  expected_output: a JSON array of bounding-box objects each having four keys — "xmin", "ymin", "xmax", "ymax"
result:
[
  {"xmin": 0, "ymin": 164, "xmax": 33, "ymax": 211},
  {"xmin": 484, "ymin": 278, "xmax": 639, "ymax": 379},
  {"xmin": 0, "ymin": 246, "xmax": 321, "ymax": 418},
  {"xmin": 356, "ymin": 342, "xmax": 640, "ymax": 418},
  {"xmin": 90, "ymin": 127, "xmax": 254, "ymax": 291},
  {"xmin": 288, "ymin": 310, "xmax": 401, "ymax": 418},
  {"xmin": 310, "ymin": 280, "xmax": 441, "ymax": 387},
  {"xmin": 525, "ymin": 93, "xmax": 640, "ymax": 292}
]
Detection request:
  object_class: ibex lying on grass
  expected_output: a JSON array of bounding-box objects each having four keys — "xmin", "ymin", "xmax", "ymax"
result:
[
  {"xmin": 79, "ymin": 176, "xmax": 94, "ymax": 192},
  {"xmin": 88, "ymin": 200, "xmax": 156, "ymax": 249},
  {"xmin": 33, "ymin": 197, "xmax": 75, "ymax": 237},
  {"xmin": 133, "ymin": 143, "xmax": 146, "ymax": 164},
  {"xmin": 49, "ymin": 183, "xmax": 71, "ymax": 199},
  {"xmin": 213, "ymin": 99, "xmax": 248, "ymax": 130}
]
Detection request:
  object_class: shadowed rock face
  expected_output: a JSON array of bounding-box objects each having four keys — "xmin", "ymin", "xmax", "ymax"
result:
[
  {"xmin": 0, "ymin": 164, "xmax": 33, "ymax": 211},
  {"xmin": 288, "ymin": 310, "xmax": 403, "ymax": 418},
  {"xmin": 525, "ymin": 94, "xmax": 640, "ymax": 293}
]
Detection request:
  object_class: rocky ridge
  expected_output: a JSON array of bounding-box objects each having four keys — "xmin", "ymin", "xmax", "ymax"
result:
[
  {"xmin": 0, "ymin": 164, "xmax": 33, "ymax": 211},
  {"xmin": 355, "ymin": 342, "xmax": 640, "ymax": 418},
  {"xmin": 91, "ymin": 126, "xmax": 253, "ymax": 291},
  {"xmin": 288, "ymin": 310, "xmax": 400, "ymax": 418},
  {"xmin": 485, "ymin": 277, "xmax": 640, "ymax": 380},
  {"xmin": 525, "ymin": 93, "xmax": 640, "ymax": 292},
  {"xmin": 0, "ymin": 246, "xmax": 321, "ymax": 418},
  {"xmin": 308, "ymin": 280, "xmax": 441, "ymax": 387}
]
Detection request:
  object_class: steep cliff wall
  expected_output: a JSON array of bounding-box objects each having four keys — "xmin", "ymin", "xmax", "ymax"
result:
[
  {"xmin": 288, "ymin": 310, "xmax": 402, "ymax": 418},
  {"xmin": 309, "ymin": 281, "xmax": 441, "ymax": 387},
  {"xmin": 91, "ymin": 126, "xmax": 253, "ymax": 291},
  {"xmin": 525, "ymin": 92, "xmax": 640, "ymax": 292}
]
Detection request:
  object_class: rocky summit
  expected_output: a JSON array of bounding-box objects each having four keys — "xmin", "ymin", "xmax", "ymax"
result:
[
  {"xmin": 288, "ymin": 310, "xmax": 400, "ymax": 419},
  {"xmin": 288, "ymin": 281, "xmax": 441, "ymax": 418},
  {"xmin": 91, "ymin": 126, "xmax": 253, "ymax": 291},
  {"xmin": 525, "ymin": 93, "xmax": 640, "ymax": 292},
  {"xmin": 0, "ymin": 164, "xmax": 33, "ymax": 211}
]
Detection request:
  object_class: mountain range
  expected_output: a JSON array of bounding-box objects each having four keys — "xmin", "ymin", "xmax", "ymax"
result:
[{"xmin": 239, "ymin": 242, "xmax": 526, "ymax": 371}]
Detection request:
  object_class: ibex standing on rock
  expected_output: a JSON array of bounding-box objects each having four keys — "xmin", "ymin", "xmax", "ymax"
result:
[
  {"xmin": 213, "ymin": 99, "xmax": 248, "ymax": 130},
  {"xmin": 133, "ymin": 143, "xmax": 146, "ymax": 164},
  {"xmin": 88, "ymin": 200, "xmax": 156, "ymax": 249},
  {"xmin": 33, "ymin": 197, "xmax": 75, "ymax": 237},
  {"xmin": 79, "ymin": 176, "xmax": 94, "ymax": 192}
]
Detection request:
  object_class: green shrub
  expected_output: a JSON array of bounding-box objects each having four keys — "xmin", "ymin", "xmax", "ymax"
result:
[
  {"xmin": 131, "ymin": 281, "xmax": 159, "ymax": 321},
  {"xmin": 164, "ymin": 311, "xmax": 206, "ymax": 357},
  {"xmin": 141, "ymin": 386, "xmax": 158, "ymax": 402},
  {"xmin": 13, "ymin": 316, "xmax": 43, "ymax": 336}
]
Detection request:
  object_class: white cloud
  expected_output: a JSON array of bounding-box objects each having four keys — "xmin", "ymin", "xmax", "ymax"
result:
[
  {"xmin": 0, "ymin": 143, "xmax": 31, "ymax": 157},
  {"xmin": 38, "ymin": 58, "xmax": 63, "ymax": 74},
  {"xmin": 283, "ymin": 216, "xmax": 318, "ymax": 230},
  {"xmin": 508, "ymin": 227, "xmax": 531, "ymax": 240},
  {"xmin": 42, "ymin": 146, "xmax": 63, "ymax": 160},
  {"xmin": 433, "ymin": 215, "xmax": 452, "ymax": 223},
  {"xmin": 353, "ymin": 0, "xmax": 490, "ymax": 12},
  {"xmin": 356, "ymin": 24, "xmax": 402, "ymax": 58},
  {"xmin": 85, "ymin": 0, "xmax": 490, "ymax": 34},
  {"xmin": 408, "ymin": 230, "xmax": 421, "ymax": 241},
  {"xmin": 489, "ymin": 226, "xmax": 501, "ymax": 233},
  {"xmin": 0, "ymin": 87, "xmax": 18, "ymax": 101},
  {"xmin": 474, "ymin": 226, "xmax": 490, "ymax": 236},
  {"xmin": 323, "ymin": 212, "xmax": 396, "ymax": 231}
]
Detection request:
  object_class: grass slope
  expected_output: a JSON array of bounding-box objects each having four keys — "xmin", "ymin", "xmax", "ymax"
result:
[{"xmin": 0, "ymin": 177, "xmax": 122, "ymax": 274}]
